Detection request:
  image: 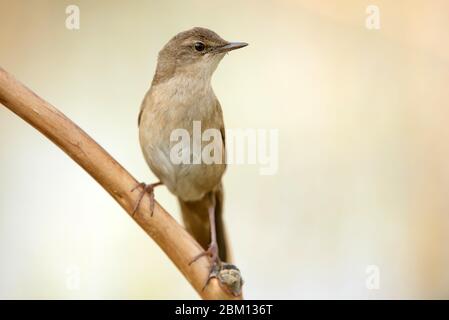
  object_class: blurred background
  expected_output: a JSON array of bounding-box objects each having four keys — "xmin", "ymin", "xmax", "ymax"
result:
[{"xmin": 1, "ymin": 0, "xmax": 449, "ymax": 299}]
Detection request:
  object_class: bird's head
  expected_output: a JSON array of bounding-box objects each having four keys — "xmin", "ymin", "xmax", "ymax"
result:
[{"xmin": 153, "ymin": 27, "xmax": 247, "ymax": 85}]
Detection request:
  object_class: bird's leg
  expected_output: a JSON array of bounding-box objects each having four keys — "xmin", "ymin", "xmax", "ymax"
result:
[
  {"xmin": 130, "ymin": 181, "xmax": 162, "ymax": 217},
  {"xmin": 189, "ymin": 194, "xmax": 221, "ymax": 288}
]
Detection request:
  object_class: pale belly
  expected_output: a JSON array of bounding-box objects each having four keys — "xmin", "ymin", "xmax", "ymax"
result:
[{"xmin": 139, "ymin": 96, "xmax": 226, "ymax": 201}]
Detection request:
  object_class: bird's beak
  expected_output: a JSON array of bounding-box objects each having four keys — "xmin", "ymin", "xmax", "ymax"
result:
[{"xmin": 214, "ymin": 42, "xmax": 248, "ymax": 53}]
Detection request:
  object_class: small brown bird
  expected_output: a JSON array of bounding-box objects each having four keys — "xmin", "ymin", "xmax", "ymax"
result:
[{"xmin": 134, "ymin": 27, "xmax": 247, "ymax": 280}]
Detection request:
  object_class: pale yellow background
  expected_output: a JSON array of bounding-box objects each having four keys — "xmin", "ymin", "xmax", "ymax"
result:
[{"xmin": 1, "ymin": 0, "xmax": 449, "ymax": 299}]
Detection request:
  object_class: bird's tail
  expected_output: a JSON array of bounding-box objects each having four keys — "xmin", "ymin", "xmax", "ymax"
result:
[{"xmin": 178, "ymin": 184, "xmax": 229, "ymax": 262}]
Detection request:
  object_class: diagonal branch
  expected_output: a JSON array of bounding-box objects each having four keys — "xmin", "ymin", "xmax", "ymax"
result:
[{"xmin": 0, "ymin": 66, "xmax": 242, "ymax": 300}]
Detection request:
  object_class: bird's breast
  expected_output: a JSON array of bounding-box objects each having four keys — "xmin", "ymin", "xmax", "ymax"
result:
[{"xmin": 138, "ymin": 77, "xmax": 225, "ymax": 201}]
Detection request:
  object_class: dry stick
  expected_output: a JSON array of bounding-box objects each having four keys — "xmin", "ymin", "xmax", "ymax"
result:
[{"xmin": 0, "ymin": 67, "xmax": 242, "ymax": 300}]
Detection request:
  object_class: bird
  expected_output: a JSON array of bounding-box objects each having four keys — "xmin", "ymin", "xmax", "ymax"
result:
[{"xmin": 134, "ymin": 27, "xmax": 247, "ymax": 282}]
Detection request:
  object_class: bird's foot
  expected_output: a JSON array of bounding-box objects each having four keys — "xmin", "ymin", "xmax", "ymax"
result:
[
  {"xmin": 189, "ymin": 242, "xmax": 223, "ymax": 290},
  {"xmin": 189, "ymin": 241, "xmax": 219, "ymax": 266},
  {"xmin": 202, "ymin": 260, "xmax": 222, "ymax": 291},
  {"xmin": 195, "ymin": 257, "xmax": 244, "ymax": 296},
  {"xmin": 130, "ymin": 181, "xmax": 162, "ymax": 217}
]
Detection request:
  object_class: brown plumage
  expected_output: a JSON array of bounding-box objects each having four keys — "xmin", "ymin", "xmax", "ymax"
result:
[{"xmin": 137, "ymin": 27, "xmax": 247, "ymax": 268}]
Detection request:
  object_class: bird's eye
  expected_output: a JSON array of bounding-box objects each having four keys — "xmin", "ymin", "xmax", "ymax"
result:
[{"xmin": 194, "ymin": 42, "xmax": 206, "ymax": 52}]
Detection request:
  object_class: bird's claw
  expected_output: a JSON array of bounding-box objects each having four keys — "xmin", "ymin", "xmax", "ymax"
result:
[
  {"xmin": 130, "ymin": 181, "xmax": 161, "ymax": 217},
  {"xmin": 189, "ymin": 242, "xmax": 219, "ymax": 265},
  {"xmin": 189, "ymin": 244, "xmax": 243, "ymax": 296},
  {"xmin": 201, "ymin": 261, "xmax": 221, "ymax": 291}
]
